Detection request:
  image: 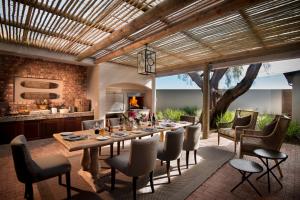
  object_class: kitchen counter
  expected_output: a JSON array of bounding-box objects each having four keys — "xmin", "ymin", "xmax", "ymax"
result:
[{"xmin": 0, "ymin": 111, "xmax": 94, "ymax": 123}]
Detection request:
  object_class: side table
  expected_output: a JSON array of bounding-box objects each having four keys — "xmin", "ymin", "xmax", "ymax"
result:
[
  {"xmin": 229, "ymin": 159, "xmax": 263, "ymax": 197},
  {"xmin": 254, "ymin": 148, "xmax": 288, "ymax": 193}
]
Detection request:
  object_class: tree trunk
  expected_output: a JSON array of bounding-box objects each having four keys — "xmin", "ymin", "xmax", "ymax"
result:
[
  {"xmin": 188, "ymin": 63, "xmax": 261, "ymax": 129},
  {"xmin": 210, "ymin": 63, "xmax": 262, "ymax": 128}
]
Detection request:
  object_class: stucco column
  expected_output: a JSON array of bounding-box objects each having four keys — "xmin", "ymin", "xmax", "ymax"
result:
[
  {"xmin": 151, "ymin": 75, "xmax": 157, "ymax": 113},
  {"xmin": 292, "ymin": 72, "xmax": 300, "ymax": 123},
  {"xmin": 202, "ymin": 64, "xmax": 211, "ymax": 139}
]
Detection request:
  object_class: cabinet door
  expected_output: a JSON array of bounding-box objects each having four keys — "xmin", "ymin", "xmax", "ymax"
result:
[
  {"xmin": 64, "ymin": 117, "xmax": 82, "ymax": 132},
  {"xmin": 23, "ymin": 120, "xmax": 40, "ymax": 140},
  {"xmin": 40, "ymin": 119, "xmax": 64, "ymax": 138},
  {"xmin": 0, "ymin": 121, "xmax": 24, "ymax": 144}
]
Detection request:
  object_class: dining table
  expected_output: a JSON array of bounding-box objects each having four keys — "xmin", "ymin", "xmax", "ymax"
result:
[{"xmin": 53, "ymin": 121, "xmax": 193, "ymax": 192}]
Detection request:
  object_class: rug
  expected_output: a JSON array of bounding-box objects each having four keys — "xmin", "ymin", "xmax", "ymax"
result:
[{"xmin": 37, "ymin": 146, "xmax": 234, "ymax": 200}]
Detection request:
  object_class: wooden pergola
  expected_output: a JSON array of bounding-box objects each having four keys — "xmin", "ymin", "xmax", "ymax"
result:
[{"xmin": 1, "ymin": 0, "xmax": 300, "ymax": 137}]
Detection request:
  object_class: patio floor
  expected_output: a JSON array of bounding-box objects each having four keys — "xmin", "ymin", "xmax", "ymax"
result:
[{"xmin": 0, "ymin": 133, "xmax": 299, "ymax": 200}]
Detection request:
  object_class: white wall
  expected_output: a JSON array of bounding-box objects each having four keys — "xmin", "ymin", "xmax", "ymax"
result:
[
  {"xmin": 292, "ymin": 72, "xmax": 300, "ymax": 123},
  {"xmin": 157, "ymin": 89, "xmax": 284, "ymax": 114},
  {"xmin": 87, "ymin": 62, "xmax": 152, "ymax": 120}
]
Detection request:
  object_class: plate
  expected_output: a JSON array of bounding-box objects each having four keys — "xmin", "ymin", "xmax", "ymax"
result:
[
  {"xmin": 111, "ymin": 132, "xmax": 128, "ymax": 137},
  {"xmin": 60, "ymin": 132, "xmax": 73, "ymax": 136},
  {"xmin": 96, "ymin": 136, "xmax": 110, "ymax": 141},
  {"xmin": 63, "ymin": 135, "xmax": 86, "ymax": 141}
]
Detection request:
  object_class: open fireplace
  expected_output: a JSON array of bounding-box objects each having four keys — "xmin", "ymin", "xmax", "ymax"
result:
[{"xmin": 128, "ymin": 93, "xmax": 144, "ymax": 110}]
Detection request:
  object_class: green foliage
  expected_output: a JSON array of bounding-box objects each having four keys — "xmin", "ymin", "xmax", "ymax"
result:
[
  {"xmin": 156, "ymin": 107, "xmax": 201, "ymax": 122},
  {"xmin": 216, "ymin": 111, "xmax": 235, "ymax": 126},
  {"xmin": 257, "ymin": 114, "xmax": 274, "ymax": 130},
  {"xmin": 181, "ymin": 106, "xmax": 200, "ymax": 116},
  {"xmin": 287, "ymin": 121, "xmax": 300, "ymax": 139}
]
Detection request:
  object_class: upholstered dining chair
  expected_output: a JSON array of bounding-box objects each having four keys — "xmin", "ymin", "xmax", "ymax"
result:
[
  {"xmin": 107, "ymin": 117, "xmax": 125, "ymax": 150},
  {"xmin": 82, "ymin": 119, "xmax": 105, "ymax": 156},
  {"xmin": 183, "ymin": 125, "xmax": 202, "ymax": 168},
  {"xmin": 218, "ymin": 109, "xmax": 258, "ymax": 153},
  {"xmin": 240, "ymin": 115, "xmax": 290, "ymax": 177},
  {"xmin": 157, "ymin": 128, "xmax": 184, "ymax": 183},
  {"xmin": 106, "ymin": 135, "xmax": 159, "ymax": 200},
  {"xmin": 10, "ymin": 135, "xmax": 71, "ymax": 200}
]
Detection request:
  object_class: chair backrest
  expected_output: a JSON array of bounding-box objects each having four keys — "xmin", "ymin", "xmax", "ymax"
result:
[
  {"xmin": 163, "ymin": 128, "xmax": 184, "ymax": 160},
  {"xmin": 232, "ymin": 109, "xmax": 258, "ymax": 129},
  {"xmin": 106, "ymin": 118, "xmax": 120, "ymax": 127},
  {"xmin": 129, "ymin": 135, "xmax": 159, "ymax": 177},
  {"xmin": 265, "ymin": 115, "xmax": 291, "ymax": 150},
  {"xmin": 10, "ymin": 135, "xmax": 34, "ymax": 183},
  {"xmin": 183, "ymin": 125, "xmax": 202, "ymax": 151},
  {"xmin": 180, "ymin": 115, "xmax": 196, "ymax": 125},
  {"xmin": 81, "ymin": 119, "xmax": 104, "ymax": 130}
]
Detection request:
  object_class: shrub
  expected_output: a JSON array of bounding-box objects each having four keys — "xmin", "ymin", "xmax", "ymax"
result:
[
  {"xmin": 216, "ymin": 111, "xmax": 235, "ymax": 126},
  {"xmin": 287, "ymin": 121, "xmax": 300, "ymax": 139},
  {"xmin": 257, "ymin": 114, "xmax": 274, "ymax": 130},
  {"xmin": 182, "ymin": 106, "xmax": 200, "ymax": 116},
  {"xmin": 162, "ymin": 108, "xmax": 186, "ymax": 122},
  {"xmin": 156, "ymin": 111, "xmax": 164, "ymax": 120}
]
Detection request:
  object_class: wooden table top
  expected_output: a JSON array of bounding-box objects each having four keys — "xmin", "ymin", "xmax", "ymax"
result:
[{"xmin": 53, "ymin": 121, "xmax": 192, "ymax": 152}]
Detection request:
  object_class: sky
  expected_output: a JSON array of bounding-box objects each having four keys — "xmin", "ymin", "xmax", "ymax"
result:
[{"xmin": 156, "ymin": 58, "xmax": 300, "ymax": 90}]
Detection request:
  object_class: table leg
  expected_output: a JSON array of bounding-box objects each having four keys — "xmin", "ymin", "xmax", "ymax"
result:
[
  {"xmin": 231, "ymin": 170, "xmax": 261, "ymax": 197},
  {"xmin": 266, "ymin": 158, "xmax": 270, "ymax": 193},
  {"xmin": 159, "ymin": 131, "xmax": 164, "ymax": 142},
  {"xmin": 78, "ymin": 147, "xmax": 100, "ymax": 192},
  {"xmin": 117, "ymin": 142, "xmax": 120, "ymax": 155},
  {"xmin": 81, "ymin": 148, "xmax": 90, "ymax": 171}
]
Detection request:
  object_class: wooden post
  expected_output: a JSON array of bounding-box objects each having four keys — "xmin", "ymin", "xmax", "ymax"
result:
[{"xmin": 202, "ymin": 64, "xmax": 211, "ymax": 139}]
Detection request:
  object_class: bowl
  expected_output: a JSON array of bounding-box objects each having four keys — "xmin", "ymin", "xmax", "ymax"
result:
[{"xmin": 59, "ymin": 108, "xmax": 69, "ymax": 114}]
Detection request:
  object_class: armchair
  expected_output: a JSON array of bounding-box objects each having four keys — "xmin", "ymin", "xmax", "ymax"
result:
[
  {"xmin": 240, "ymin": 115, "xmax": 290, "ymax": 176},
  {"xmin": 218, "ymin": 109, "xmax": 258, "ymax": 153}
]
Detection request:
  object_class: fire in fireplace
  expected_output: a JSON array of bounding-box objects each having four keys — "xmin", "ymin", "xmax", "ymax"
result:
[{"xmin": 128, "ymin": 96, "xmax": 144, "ymax": 110}]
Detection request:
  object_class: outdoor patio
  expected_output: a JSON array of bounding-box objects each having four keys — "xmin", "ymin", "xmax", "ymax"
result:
[{"xmin": 0, "ymin": 133, "xmax": 299, "ymax": 200}]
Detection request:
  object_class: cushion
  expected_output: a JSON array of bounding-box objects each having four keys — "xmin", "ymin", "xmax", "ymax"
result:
[
  {"xmin": 106, "ymin": 152, "xmax": 131, "ymax": 176},
  {"xmin": 218, "ymin": 128, "xmax": 235, "ymax": 138},
  {"xmin": 33, "ymin": 154, "xmax": 71, "ymax": 182},
  {"xmin": 233, "ymin": 115, "xmax": 252, "ymax": 128},
  {"xmin": 262, "ymin": 118, "xmax": 277, "ymax": 135}
]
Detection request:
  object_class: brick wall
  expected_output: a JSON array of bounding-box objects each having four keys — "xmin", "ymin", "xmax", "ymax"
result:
[{"xmin": 0, "ymin": 55, "xmax": 88, "ymax": 113}]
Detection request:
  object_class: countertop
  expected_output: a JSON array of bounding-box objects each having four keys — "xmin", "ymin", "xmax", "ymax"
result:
[{"xmin": 0, "ymin": 111, "xmax": 94, "ymax": 123}]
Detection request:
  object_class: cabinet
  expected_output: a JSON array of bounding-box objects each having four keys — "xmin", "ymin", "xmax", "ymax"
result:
[{"xmin": 0, "ymin": 115, "xmax": 94, "ymax": 144}]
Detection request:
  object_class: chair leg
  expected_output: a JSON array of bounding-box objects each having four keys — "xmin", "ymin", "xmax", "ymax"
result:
[
  {"xmin": 234, "ymin": 141, "xmax": 237, "ymax": 153},
  {"xmin": 122, "ymin": 140, "xmax": 124, "ymax": 149},
  {"xmin": 111, "ymin": 168, "xmax": 116, "ymax": 191},
  {"xmin": 186, "ymin": 151, "xmax": 189, "ymax": 169},
  {"xmin": 166, "ymin": 161, "xmax": 171, "ymax": 183},
  {"xmin": 66, "ymin": 172, "xmax": 71, "ymax": 200},
  {"xmin": 161, "ymin": 160, "xmax": 163, "ymax": 166},
  {"xmin": 218, "ymin": 134, "xmax": 220, "ymax": 146},
  {"xmin": 149, "ymin": 171, "xmax": 154, "ymax": 193},
  {"xmin": 133, "ymin": 177, "xmax": 138, "ymax": 200},
  {"xmin": 177, "ymin": 158, "xmax": 181, "ymax": 175},
  {"xmin": 194, "ymin": 150, "xmax": 197, "ymax": 164},
  {"xmin": 275, "ymin": 159, "xmax": 283, "ymax": 177},
  {"xmin": 25, "ymin": 182, "xmax": 33, "ymax": 200},
  {"xmin": 58, "ymin": 174, "xmax": 62, "ymax": 185}
]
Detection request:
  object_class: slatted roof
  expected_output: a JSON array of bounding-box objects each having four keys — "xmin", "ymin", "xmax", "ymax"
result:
[{"xmin": 1, "ymin": 0, "xmax": 300, "ymax": 75}]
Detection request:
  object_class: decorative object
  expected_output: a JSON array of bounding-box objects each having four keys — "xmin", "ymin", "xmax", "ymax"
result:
[
  {"xmin": 14, "ymin": 77, "xmax": 63, "ymax": 102},
  {"xmin": 137, "ymin": 45, "xmax": 156, "ymax": 75}
]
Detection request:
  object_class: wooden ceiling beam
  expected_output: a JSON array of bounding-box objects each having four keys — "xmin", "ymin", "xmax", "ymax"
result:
[
  {"xmin": 77, "ymin": 0, "xmax": 199, "ymax": 60},
  {"xmin": 122, "ymin": 0, "xmax": 150, "ymax": 12},
  {"xmin": 17, "ymin": 0, "xmax": 114, "ymax": 33},
  {"xmin": 95, "ymin": 0, "xmax": 267, "ymax": 64},
  {"xmin": 156, "ymin": 42, "xmax": 300, "ymax": 76},
  {"xmin": 238, "ymin": 10, "xmax": 266, "ymax": 48},
  {"xmin": 0, "ymin": 18, "xmax": 93, "ymax": 46}
]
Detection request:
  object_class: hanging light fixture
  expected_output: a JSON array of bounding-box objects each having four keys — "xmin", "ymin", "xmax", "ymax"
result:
[{"xmin": 137, "ymin": 44, "xmax": 156, "ymax": 75}]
